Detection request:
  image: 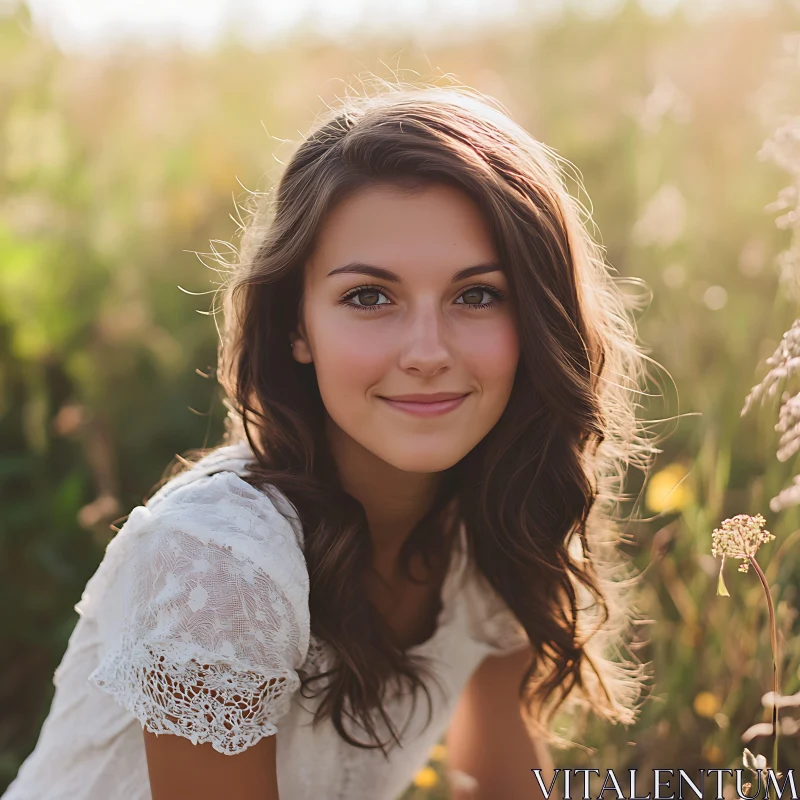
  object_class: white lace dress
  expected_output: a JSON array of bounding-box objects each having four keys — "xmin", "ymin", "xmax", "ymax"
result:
[{"xmin": 2, "ymin": 441, "xmax": 529, "ymax": 800}]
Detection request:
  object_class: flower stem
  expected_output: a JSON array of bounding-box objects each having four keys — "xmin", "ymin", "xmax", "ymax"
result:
[{"xmin": 749, "ymin": 554, "xmax": 779, "ymax": 785}]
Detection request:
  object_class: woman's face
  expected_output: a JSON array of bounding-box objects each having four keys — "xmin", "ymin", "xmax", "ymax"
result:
[{"xmin": 291, "ymin": 182, "xmax": 519, "ymax": 474}]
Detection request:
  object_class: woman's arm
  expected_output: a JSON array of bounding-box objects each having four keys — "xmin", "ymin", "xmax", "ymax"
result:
[
  {"xmin": 143, "ymin": 728, "xmax": 280, "ymax": 800},
  {"xmin": 445, "ymin": 648, "xmax": 556, "ymax": 800}
]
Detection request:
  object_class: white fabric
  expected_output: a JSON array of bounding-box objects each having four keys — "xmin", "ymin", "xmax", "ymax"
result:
[{"xmin": 2, "ymin": 440, "xmax": 528, "ymax": 800}]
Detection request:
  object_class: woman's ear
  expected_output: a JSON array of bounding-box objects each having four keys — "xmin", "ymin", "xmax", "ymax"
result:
[{"xmin": 289, "ymin": 328, "xmax": 313, "ymax": 364}]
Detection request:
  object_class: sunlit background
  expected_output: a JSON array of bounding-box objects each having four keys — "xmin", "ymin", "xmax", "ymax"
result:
[{"xmin": 2, "ymin": 0, "xmax": 800, "ymax": 796}]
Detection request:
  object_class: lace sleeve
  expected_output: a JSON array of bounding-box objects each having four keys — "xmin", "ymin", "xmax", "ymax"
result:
[{"xmin": 80, "ymin": 471, "xmax": 310, "ymax": 756}]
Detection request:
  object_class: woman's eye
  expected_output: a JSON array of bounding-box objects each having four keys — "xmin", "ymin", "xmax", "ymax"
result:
[
  {"xmin": 455, "ymin": 286, "xmax": 503, "ymax": 308},
  {"xmin": 343, "ymin": 287, "xmax": 390, "ymax": 311},
  {"xmin": 458, "ymin": 287, "xmax": 490, "ymax": 305}
]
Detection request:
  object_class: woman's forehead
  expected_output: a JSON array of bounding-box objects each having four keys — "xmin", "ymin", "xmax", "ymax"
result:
[{"xmin": 305, "ymin": 183, "xmax": 499, "ymax": 284}]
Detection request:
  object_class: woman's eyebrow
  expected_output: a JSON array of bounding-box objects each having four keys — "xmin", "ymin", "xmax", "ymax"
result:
[{"xmin": 326, "ymin": 261, "xmax": 504, "ymax": 283}]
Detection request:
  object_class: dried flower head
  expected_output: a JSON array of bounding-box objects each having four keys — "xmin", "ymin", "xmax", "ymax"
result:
[
  {"xmin": 743, "ymin": 747, "xmax": 769, "ymax": 778},
  {"xmin": 711, "ymin": 514, "xmax": 775, "ymax": 596}
]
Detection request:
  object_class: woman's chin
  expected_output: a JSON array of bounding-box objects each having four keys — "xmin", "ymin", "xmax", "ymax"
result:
[{"xmin": 376, "ymin": 443, "xmax": 470, "ymax": 474}]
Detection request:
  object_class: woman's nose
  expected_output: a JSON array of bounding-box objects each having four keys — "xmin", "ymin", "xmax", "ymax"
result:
[{"xmin": 396, "ymin": 307, "xmax": 453, "ymax": 375}]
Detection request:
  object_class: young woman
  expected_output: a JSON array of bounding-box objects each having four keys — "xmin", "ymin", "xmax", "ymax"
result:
[{"xmin": 3, "ymin": 83, "xmax": 655, "ymax": 800}]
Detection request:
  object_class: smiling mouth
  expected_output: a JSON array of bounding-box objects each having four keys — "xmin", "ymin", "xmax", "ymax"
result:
[{"xmin": 378, "ymin": 393, "xmax": 470, "ymax": 417}]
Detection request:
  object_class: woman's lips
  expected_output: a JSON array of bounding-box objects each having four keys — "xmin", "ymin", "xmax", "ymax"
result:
[{"xmin": 379, "ymin": 394, "xmax": 469, "ymax": 417}]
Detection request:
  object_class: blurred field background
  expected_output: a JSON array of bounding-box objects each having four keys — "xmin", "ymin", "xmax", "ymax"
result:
[{"xmin": 2, "ymin": 0, "xmax": 800, "ymax": 796}]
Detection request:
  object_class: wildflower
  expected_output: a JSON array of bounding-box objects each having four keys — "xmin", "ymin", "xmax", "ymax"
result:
[
  {"xmin": 741, "ymin": 319, "xmax": 800, "ymax": 419},
  {"xmin": 713, "ymin": 514, "xmax": 781, "ymax": 778},
  {"xmin": 413, "ymin": 766, "xmax": 439, "ymax": 789},
  {"xmin": 711, "ymin": 514, "xmax": 775, "ymax": 596},
  {"xmin": 645, "ymin": 462, "xmax": 695, "ymax": 514},
  {"xmin": 743, "ymin": 748, "xmax": 768, "ymax": 778},
  {"xmin": 693, "ymin": 692, "xmax": 721, "ymax": 718}
]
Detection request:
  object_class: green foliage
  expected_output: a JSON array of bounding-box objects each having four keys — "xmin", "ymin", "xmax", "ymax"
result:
[{"xmin": 2, "ymin": 0, "xmax": 799, "ymax": 795}]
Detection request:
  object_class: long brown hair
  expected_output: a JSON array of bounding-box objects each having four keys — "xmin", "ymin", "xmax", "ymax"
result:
[{"xmin": 162, "ymin": 80, "xmax": 661, "ymax": 755}]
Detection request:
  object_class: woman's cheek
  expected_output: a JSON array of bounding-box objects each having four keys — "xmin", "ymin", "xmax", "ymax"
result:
[
  {"xmin": 313, "ymin": 326, "xmax": 391, "ymax": 403},
  {"xmin": 461, "ymin": 321, "xmax": 519, "ymax": 385}
]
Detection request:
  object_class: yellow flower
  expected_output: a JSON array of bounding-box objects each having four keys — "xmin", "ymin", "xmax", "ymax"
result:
[
  {"xmin": 646, "ymin": 463, "xmax": 694, "ymax": 514},
  {"xmin": 429, "ymin": 744, "xmax": 447, "ymax": 762},
  {"xmin": 694, "ymin": 691, "xmax": 721, "ymax": 718},
  {"xmin": 413, "ymin": 766, "xmax": 439, "ymax": 789}
]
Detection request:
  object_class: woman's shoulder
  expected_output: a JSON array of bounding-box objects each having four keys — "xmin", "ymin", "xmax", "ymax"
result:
[
  {"xmin": 72, "ymin": 442, "xmax": 313, "ymax": 756},
  {"xmin": 75, "ymin": 440, "xmax": 309, "ymax": 623},
  {"xmin": 135, "ymin": 440, "xmax": 303, "ymax": 552},
  {"xmin": 145, "ymin": 440, "xmax": 303, "ymax": 546}
]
